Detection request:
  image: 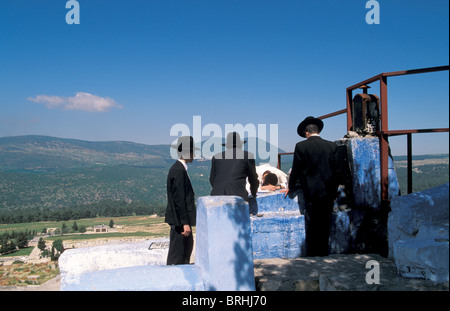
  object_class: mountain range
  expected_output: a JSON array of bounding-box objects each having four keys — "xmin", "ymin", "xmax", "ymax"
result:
[
  {"xmin": 0, "ymin": 135, "xmax": 283, "ymax": 172},
  {"xmin": 0, "ymin": 135, "xmax": 171, "ymax": 172},
  {"xmin": 0, "ymin": 135, "xmax": 447, "ymax": 211},
  {"xmin": 0, "ymin": 135, "xmax": 284, "ymax": 210}
]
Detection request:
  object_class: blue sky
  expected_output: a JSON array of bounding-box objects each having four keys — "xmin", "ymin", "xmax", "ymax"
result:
[{"xmin": 0, "ymin": 0, "xmax": 448, "ymax": 155}]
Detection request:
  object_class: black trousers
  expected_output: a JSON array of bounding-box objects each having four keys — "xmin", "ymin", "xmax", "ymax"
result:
[
  {"xmin": 304, "ymin": 198, "xmax": 333, "ymax": 257},
  {"xmin": 166, "ymin": 225, "xmax": 194, "ymax": 265}
]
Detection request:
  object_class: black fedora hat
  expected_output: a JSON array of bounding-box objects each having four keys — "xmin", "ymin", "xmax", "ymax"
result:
[
  {"xmin": 171, "ymin": 136, "xmax": 200, "ymax": 152},
  {"xmin": 297, "ymin": 116, "xmax": 324, "ymax": 138},
  {"xmin": 222, "ymin": 132, "xmax": 247, "ymax": 148}
]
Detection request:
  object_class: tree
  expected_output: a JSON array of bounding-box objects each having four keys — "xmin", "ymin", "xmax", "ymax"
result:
[
  {"xmin": 15, "ymin": 232, "xmax": 28, "ymax": 249},
  {"xmin": 52, "ymin": 239, "xmax": 64, "ymax": 253},
  {"xmin": 38, "ymin": 237, "xmax": 46, "ymax": 252},
  {"xmin": 109, "ymin": 219, "xmax": 114, "ymax": 228},
  {"xmin": 61, "ymin": 223, "xmax": 68, "ymax": 234},
  {"xmin": 72, "ymin": 221, "xmax": 78, "ymax": 231},
  {"xmin": 51, "ymin": 239, "xmax": 64, "ymax": 261},
  {"xmin": 0, "ymin": 236, "xmax": 8, "ymax": 255},
  {"xmin": 7, "ymin": 240, "xmax": 16, "ymax": 254}
]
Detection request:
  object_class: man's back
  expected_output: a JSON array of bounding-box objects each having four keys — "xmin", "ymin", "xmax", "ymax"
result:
[
  {"xmin": 210, "ymin": 148, "xmax": 259, "ymax": 201},
  {"xmin": 289, "ymin": 136, "xmax": 338, "ymax": 201}
]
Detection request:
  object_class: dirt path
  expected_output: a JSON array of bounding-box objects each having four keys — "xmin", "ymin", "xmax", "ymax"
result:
[{"xmin": 0, "ymin": 275, "xmax": 60, "ymax": 291}]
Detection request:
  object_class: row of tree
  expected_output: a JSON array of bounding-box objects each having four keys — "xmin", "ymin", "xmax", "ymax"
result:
[
  {"xmin": 0, "ymin": 230, "xmax": 36, "ymax": 255},
  {"xmin": 37, "ymin": 238, "xmax": 64, "ymax": 261},
  {"xmin": 0, "ymin": 200, "xmax": 166, "ymax": 225}
]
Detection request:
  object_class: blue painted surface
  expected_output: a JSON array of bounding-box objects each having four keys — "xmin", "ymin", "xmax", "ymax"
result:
[
  {"xmin": 349, "ymin": 137, "xmax": 400, "ymax": 208},
  {"xmin": 60, "ymin": 195, "xmax": 255, "ymax": 291},
  {"xmin": 250, "ymin": 137, "xmax": 402, "ymax": 259},
  {"xmin": 196, "ymin": 196, "xmax": 255, "ymax": 291},
  {"xmin": 394, "ymin": 237, "xmax": 449, "ymax": 282},
  {"xmin": 62, "ymin": 264, "xmax": 204, "ymax": 291},
  {"xmin": 250, "ymin": 192, "xmax": 300, "ymax": 214},
  {"xmin": 250, "ymin": 192, "xmax": 356, "ymax": 259},
  {"xmin": 251, "ymin": 213, "xmax": 304, "ymax": 259},
  {"xmin": 59, "ymin": 137, "xmax": 408, "ymax": 290},
  {"xmin": 389, "ymin": 183, "xmax": 449, "ymax": 282},
  {"xmin": 329, "ymin": 211, "xmax": 352, "ymax": 254},
  {"xmin": 250, "ymin": 192, "xmax": 305, "ymax": 259}
]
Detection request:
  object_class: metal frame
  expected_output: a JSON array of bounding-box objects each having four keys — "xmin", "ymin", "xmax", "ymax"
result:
[{"xmin": 278, "ymin": 65, "xmax": 449, "ymax": 205}]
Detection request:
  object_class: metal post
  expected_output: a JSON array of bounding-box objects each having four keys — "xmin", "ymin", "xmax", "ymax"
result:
[
  {"xmin": 379, "ymin": 75, "xmax": 390, "ymax": 204},
  {"xmin": 407, "ymin": 133, "xmax": 413, "ymax": 194},
  {"xmin": 346, "ymin": 89, "xmax": 353, "ymax": 132}
]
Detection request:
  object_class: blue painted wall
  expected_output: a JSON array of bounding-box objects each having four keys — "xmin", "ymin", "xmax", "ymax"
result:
[
  {"xmin": 249, "ymin": 137, "xmax": 401, "ymax": 259},
  {"xmin": 250, "ymin": 193, "xmax": 305, "ymax": 259},
  {"xmin": 348, "ymin": 137, "xmax": 400, "ymax": 208}
]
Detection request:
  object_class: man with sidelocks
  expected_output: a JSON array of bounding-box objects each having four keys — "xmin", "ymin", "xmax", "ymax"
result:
[
  {"xmin": 286, "ymin": 116, "xmax": 338, "ymax": 256},
  {"xmin": 165, "ymin": 136, "xmax": 199, "ymax": 265}
]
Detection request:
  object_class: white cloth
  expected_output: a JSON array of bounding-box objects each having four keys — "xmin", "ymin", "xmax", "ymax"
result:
[{"xmin": 246, "ymin": 163, "xmax": 287, "ymax": 194}]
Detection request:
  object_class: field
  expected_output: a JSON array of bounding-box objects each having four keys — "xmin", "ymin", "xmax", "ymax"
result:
[
  {"xmin": 0, "ymin": 214, "xmax": 170, "ymax": 237},
  {"xmin": 0, "ymin": 214, "xmax": 171, "ymax": 288}
]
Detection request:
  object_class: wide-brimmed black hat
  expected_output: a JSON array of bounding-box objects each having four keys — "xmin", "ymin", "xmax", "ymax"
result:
[
  {"xmin": 297, "ymin": 116, "xmax": 324, "ymax": 138},
  {"xmin": 171, "ymin": 136, "xmax": 200, "ymax": 152},
  {"xmin": 222, "ymin": 132, "xmax": 247, "ymax": 148}
]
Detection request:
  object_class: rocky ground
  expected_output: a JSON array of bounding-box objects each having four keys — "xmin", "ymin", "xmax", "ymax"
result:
[
  {"xmin": 254, "ymin": 253, "xmax": 449, "ymax": 291},
  {"xmin": 2, "ymin": 251, "xmax": 448, "ymax": 291},
  {"xmin": 2, "ymin": 221, "xmax": 447, "ymax": 292}
]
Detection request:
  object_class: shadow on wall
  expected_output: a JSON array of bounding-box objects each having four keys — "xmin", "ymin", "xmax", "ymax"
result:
[
  {"xmin": 230, "ymin": 204, "xmax": 254, "ymax": 291},
  {"xmin": 196, "ymin": 196, "xmax": 255, "ymax": 291}
]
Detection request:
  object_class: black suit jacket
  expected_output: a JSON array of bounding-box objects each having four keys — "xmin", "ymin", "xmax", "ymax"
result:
[
  {"xmin": 288, "ymin": 136, "xmax": 338, "ymax": 202},
  {"xmin": 165, "ymin": 161, "xmax": 196, "ymax": 227},
  {"xmin": 209, "ymin": 148, "xmax": 259, "ymax": 201}
]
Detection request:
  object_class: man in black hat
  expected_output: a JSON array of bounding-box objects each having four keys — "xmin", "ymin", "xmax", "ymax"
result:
[
  {"xmin": 286, "ymin": 116, "xmax": 338, "ymax": 256},
  {"xmin": 210, "ymin": 132, "xmax": 259, "ymax": 201},
  {"xmin": 165, "ymin": 136, "xmax": 199, "ymax": 265}
]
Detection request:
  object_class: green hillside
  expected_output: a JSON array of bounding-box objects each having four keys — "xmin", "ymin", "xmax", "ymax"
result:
[
  {"xmin": 0, "ymin": 135, "xmax": 447, "ymax": 214},
  {"xmin": 393, "ymin": 154, "xmax": 449, "ymax": 194},
  {"xmin": 0, "ymin": 135, "xmax": 170, "ymax": 172}
]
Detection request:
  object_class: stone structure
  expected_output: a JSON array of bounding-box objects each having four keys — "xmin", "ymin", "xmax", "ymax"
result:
[
  {"xmin": 347, "ymin": 137, "xmax": 400, "ymax": 207},
  {"xmin": 250, "ymin": 136, "xmax": 401, "ymax": 259},
  {"xmin": 196, "ymin": 196, "xmax": 255, "ymax": 291},
  {"xmin": 58, "ymin": 240, "xmax": 169, "ymax": 289},
  {"xmin": 58, "ymin": 136, "xmax": 448, "ymax": 290},
  {"xmin": 388, "ymin": 183, "xmax": 449, "ymax": 282},
  {"xmin": 250, "ymin": 193, "xmax": 304, "ymax": 259},
  {"xmin": 60, "ymin": 196, "xmax": 255, "ymax": 291}
]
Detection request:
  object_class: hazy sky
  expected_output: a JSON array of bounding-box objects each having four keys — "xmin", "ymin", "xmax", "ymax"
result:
[{"xmin": 0, "ymin": 0, "xmax": 448, "ymax": 155}]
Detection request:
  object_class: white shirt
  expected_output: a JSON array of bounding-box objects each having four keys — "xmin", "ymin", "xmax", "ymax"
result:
[{"xmin": 178, "ymin": 159, "xmax": 188, "ymax": 171}]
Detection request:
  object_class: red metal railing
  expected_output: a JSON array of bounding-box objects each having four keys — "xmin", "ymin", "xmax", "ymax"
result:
[{"xmin": 278, "ymin": 65, "xmax": 449, "ymax": 205}]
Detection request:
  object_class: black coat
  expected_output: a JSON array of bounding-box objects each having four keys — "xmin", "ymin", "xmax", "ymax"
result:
[
  {"xmin": 165, "ymin": 161, "xmax": 196, "ymax": 227},
  {"xmin": 209, "ymin": 148, "xmax": 259, "ymax": 201},
  {"xmin": 288, "ymin": 136, "xmax": 338, "ymax": 202}
]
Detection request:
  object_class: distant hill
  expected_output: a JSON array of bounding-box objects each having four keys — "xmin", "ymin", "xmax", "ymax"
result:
[
  {"xmin": 0, "ymin": 135, "xmax": 284, "ymax": 172},
  {"xmin": 2, "ymin": 135, "xmax": 446, "ymax": 212},
  {"xmin": 393, "ymin": 153, "xmax": 449, "ymax": 194},
  {"xmin": 0, "ymin": 135, "xmax": 284, "ymax": 210},
  {"xmin": 0, "ymin": 135, "xmax": 171, "ymax": 172}
]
